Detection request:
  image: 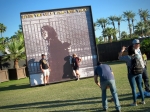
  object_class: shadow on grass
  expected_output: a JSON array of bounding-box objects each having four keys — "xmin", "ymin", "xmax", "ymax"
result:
[
  {"xmin": 0, "ymin": 97, "xmax": 102, "ymax": 111},
  {"xmin": 0, "ymin": 94, "xmax": 149, "ymax": 111},
  {"xmin": 125, "ymin": 107, "xmax": 150, "ymax": 112},
  {"xmin": 0, "ymin": 84, "xmax": 31, "ymax": 91},
  {"xmin": 52, "ymin": 108, "xmax": 104, "ymax": 112},
  {"xmin": 0, "ymin": 95, "xmax": 136, "ymax": 111},
  {"xmin": 104, "ymin": 61, "xmax": 125, "ymax": 65}
]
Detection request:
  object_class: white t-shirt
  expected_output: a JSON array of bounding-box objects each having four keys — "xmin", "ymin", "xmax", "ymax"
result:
[{"xmin": 135, "ymin": 48, "xmax": 145, "ymax": 68}]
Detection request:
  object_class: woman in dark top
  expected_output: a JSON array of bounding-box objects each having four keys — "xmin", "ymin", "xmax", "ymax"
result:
[{"xmin": 72, "ymin": 54, "xmax": 82, "ymax": 80}]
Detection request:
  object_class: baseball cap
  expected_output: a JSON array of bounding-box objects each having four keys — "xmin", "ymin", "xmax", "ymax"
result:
[{"xmin": 132, "ymin": 39, "xmax": 140, "ymax": 44}]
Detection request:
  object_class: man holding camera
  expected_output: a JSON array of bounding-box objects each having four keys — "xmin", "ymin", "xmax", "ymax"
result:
[{"xmin": 132, "ymin": 39, "xmax": 150, "ymax": 92}]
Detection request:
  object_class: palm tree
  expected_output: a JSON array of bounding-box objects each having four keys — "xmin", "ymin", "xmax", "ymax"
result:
[
  {"xmin": 130, "ymin": 12, "xmax": 136, "ymax": 33},
  {"xmin": 95, "ymin": 37, "xmax": 99, "ymax": 45},
  {"xmin": 102, "ymin": 18, "xmax": 109, "ymax": 29},
  {"xmin": 138, "ymin": 9, "xmax": 150, "ymax": 36},
  {"xmin": 99, "ymin": 36, "xmax": 103, "ymax": 43},
  {"xmin": 96, "ymin": 18, "xmax": 109, "ymax": 42},
  {"xmin": 95, "ymin": 36, "xmax": 104, "ymax": 44},
  {"xmin": 147, "ymin": 20, "xmax": 150, "ymax": 26},
  {"xmin": 102, "ymin": 27, "xmax": 112, "ymax": 42},
  {"xmin": 138, "ymin": 9, "xmax": 143, "ymax": 22},
  {"xmin": 96, "ymin": 18, "xmax": 109, "ymax": 30},
  {"xmin": 108, "ymin": 16, "xmax": 116, "ymax": 29},
  {"xmin": 138, "ymin": 9, "xmax": 150, "ymax": 22},
  {"xmin": 102, "ymin": 18, "xmax": 109, "ymax": 42},
  {"xmin": 115, "ymin": 16, "xmax": 124, "ymax": 39},
  {"xmin": 0, "ymin": 23, "xmax": 7, "ymax": 37},
  {"xmin": 96, "ymin": 18, "xmax": 104, "ymax": 30},
  {"xmin": 134, "ymin": 22, "xmax": 144, "ymax": 36},
  {"xmin": 4, "ymin": 37, "xmax": 10, "ymax": 43},
  {"xmin": 143, "ymin": 23, "xmax": 150, "ymax": 36},
  {"xmin": 108, "ymin": 16, "xmax": 117, "ymax": 40},
  {"xmin": 19, "ymin": 25, "xmax": 22, "ymax": 31},
  {"xmin": 112, "ymin": 28, "xmax": 118, "ymax": 41},
  {"xmin": 93, "ymin": 23, "xmax": 98, "ymax": 31},
  {"xmin": 0, "ymin": 37, "xmax": 10, "ymax": 54},
  {"xmin": 0, "ymin": 37, "xmax": 5, "ymax": 53},
  {"xmin": 123, "ymin": 11, "xmax": 133, "ymax": 38},
  {"xmin": 10, "ymin": 30, "xmax": 24, "ymax": 41},
  {"xmin": 2, "ymin": 31, "xmax": 26, "ymax": 68},
  {"xmin": 102, "ymin": 27, "xmax": 118, "ymax": 42},
  {"xmin": 121, "ymin": 31, "xmax": 128, "ymax": 39}
]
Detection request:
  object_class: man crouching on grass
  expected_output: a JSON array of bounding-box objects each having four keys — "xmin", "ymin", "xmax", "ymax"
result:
[{"xmin": 94, "ymin": 62, "xmax": 121, "ymax": 112}]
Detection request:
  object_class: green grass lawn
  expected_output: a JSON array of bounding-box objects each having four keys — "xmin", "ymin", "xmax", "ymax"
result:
[{"xmin": 0, "ymin": 61, "xmax": 150, "ymax": 112}]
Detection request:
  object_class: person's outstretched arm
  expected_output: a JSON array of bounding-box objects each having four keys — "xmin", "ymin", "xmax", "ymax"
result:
[{"xmin": 118, "ymin": 46, "xmax": 126, "ymax": 59}]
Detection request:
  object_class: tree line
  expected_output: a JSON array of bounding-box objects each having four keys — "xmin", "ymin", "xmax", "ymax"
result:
[
  {"xmin": 0, "ymin": 9, "xmax": 150, "ymax": 67},
  {"xmin": 0, "ymin": 24, "xmax": 25, "ymax": 68},
  {"xmin": 94, "ymin": 9, "xmax": 150, "ymax": 44}
]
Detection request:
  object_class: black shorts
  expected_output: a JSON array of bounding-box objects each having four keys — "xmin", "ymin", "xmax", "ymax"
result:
[{"xmin": 73, "ymin": 66, "xmax": 79, "ymax": 70}]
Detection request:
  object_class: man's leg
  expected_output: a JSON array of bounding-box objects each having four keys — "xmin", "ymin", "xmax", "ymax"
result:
[
  {"xmin": 43, "ymin": 76, "xmax": 46, "ymax": 85},
  {"xmin": 128, "ymin": 75, "xmax": 137, "ymax": 104},
  {"xmin": 109, "ymin": 80, "xmax": 121, "ymax": 111},
  {"xmin": 136, "ymin": 74, "xmax": 144, "ymax": 102},
  {"xmin": 73, "ymin": 70, "xmax": 76, "ymax": 77},
  {"xmin": 101, "ymin": 81, "xmax": 108, "ymax": 110},
  {"xmin": 142, "ymin": 68, "xmax": 150, "ymax": 91},
  {"xmin": 43, "ymin": 70, "xmax": 46, "ymax": 85},
  {"xmin": 46, "ymin": 69, "xmax": 50, "ymax": 84},
  {"xmin": 75, "ymin": 70, "xmax": 80, "ymax": 80}
]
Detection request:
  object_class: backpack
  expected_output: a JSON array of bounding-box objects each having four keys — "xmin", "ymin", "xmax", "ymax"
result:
[{"xmin": 130, "ymin": 55, "xmax": 143, "ymax": 75}]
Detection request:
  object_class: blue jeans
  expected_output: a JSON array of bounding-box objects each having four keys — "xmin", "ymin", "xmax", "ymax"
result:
[
  {"xmin": 128, "ymin": 73, "xmax": 144, "ymax": 103},
  {"xmin": 100, "ymin": 80, "xmax": 121, "ymax": 110},
  {"xmin": 142, "ymin": 67, "xmax": 150, "ymax": 91}
]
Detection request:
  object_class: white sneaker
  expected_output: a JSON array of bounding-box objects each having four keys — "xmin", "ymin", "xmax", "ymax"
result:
[
  {"xmin": 140, "ymin": 101, "xmax": 146, "ymax": 104},
  {"xmin": 130, "ymin": 103, "xmax": 138, "ymax": 106}
]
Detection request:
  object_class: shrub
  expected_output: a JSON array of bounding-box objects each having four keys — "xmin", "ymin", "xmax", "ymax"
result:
[{"xmin": 140, "ymin": 38, "xmax": 150, "ymax": 54}]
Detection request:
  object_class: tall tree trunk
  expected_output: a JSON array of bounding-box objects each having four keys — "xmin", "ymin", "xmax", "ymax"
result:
[
  {"xmin": 113, "ymin": 22, "xmax": 115, "ymax": 29},
  {"xmin": 113, "ymin": 34, "xmax": 117, "ymax": 40},
  {"xmin": 103, "ymin": 27, "xmax": 106, "ymax": 42},
  {"xmin": 102, "ymin": 28, "xmax": 105, "ymax": 42},
  {"xmin": 144, "ymin": 17, "xmax": 147, "ymax": 22},
  {"xmin": 140, "ymin": 16, "xmax": 142, "ymax": 22},
  {"xmin": 144, "ymin": 29, "xmax": 147, "ymax": 36},
  {"xmin": 132, "ymin": 20, "xmax": 134, "ymax": 33},
  {"xmin": 108, "ymin": 35, "xmax": 112, "ymax": 42},
  {"xmin": 130, "ymin": 27, "xmax": 132, "ymax": 38},
  {"xmin": 127, "ymin": 19, "xmax": 132, "ymax": 38},
  {"xmin": 118, "ymin": 23, "xmax": 121, "ymax": 38},
  {"xmin": 118, "ymin": 21, "xmax": 121, "ymax": 38},
  {"xmin": 141, "ymin": 27, "xmax": 144, "ymax": 37},
  {"xmin": 128, "ymin": 21, "xmax": 131, "ymax": 38},
  {"xmin": 14, "ymin": 59, "xmax": 19, "ymax": 69},
  {"xmin": 103, "ymin": 36, "xmax": 105, "ymax": 42}
]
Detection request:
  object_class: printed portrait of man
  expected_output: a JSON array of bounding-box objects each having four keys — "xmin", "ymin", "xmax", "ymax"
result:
[{"xmin": 41, "ymin": 25, "xmax": 73, "ymax": 82}]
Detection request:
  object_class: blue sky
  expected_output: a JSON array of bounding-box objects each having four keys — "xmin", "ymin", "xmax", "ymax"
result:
[{"xmin": 0, "ymin": 0, "xmax": 150, "ymax": 38}]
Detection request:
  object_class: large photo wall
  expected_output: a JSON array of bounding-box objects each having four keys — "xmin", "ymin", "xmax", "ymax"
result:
[{"xmin": 21, "ymin": 6, "xmax": 97, "ymax": 86}]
